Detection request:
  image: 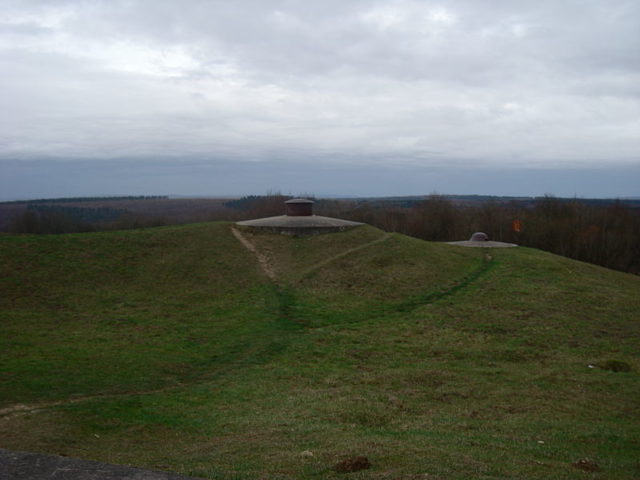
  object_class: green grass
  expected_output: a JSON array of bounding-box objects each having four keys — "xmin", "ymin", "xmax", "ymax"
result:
[{"xmin": 1, "ymin": 222, "xmax": 639, "ymax": 479}]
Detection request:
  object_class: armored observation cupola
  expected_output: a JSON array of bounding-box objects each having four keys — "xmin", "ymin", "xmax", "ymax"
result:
[
  {"xmin": 469, "ymin": 232, "xmax": 489, "ymax": 242},
  {"xmin": 284, "ymin": 198, "xmax": 314, "ymax": 216},
  {"xmin": 448, "ymin": 231, "xmax": 517, "ymax": 248}
]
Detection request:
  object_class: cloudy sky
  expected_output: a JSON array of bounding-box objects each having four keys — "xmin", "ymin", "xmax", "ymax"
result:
[{"xmin": 1, "ymin": 0, "xmax": 639, "ymax": 199}]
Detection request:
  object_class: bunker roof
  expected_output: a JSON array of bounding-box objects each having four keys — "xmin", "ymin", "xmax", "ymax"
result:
[
  {"xmin": 236, "ymin": 198, "xmax": 363, "ymax": 235},
  {"xmin": 284, "ymin": 198, "xmax": 314, "ymax": 204}
]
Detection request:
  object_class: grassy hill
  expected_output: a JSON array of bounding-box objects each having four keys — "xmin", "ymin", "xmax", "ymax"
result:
[{"xmin": 1, "ymin": 222, "xmax": 639, "ymax": 479}]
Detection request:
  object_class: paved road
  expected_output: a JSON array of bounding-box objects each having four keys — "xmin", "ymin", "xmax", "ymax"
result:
[{"xmin": 0, "ymin": 449, "xmax": 204, "ymax": 480}]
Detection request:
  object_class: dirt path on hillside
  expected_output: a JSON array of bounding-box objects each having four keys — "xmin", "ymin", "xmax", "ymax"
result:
[
  {"xmin": 298, "ymin": 232, "xmax": 392, "ymax": 279},
  {"xmin": 231, "ymin": 227, "xmax": 392, "ymax": 282},
  {"xmin": 1, "ymin": 230, "xmax": 388, "ymax": 420},
  {"xmin": 231, "ymin": 227, "xmax": 277, "ymax": 280},
  {"xmin": 0, "ymin": 383, "xmax": 185, "ymax": 421},
  {"xmin": 1, "ymin": 232, "xmax": 484, "ymax": 421}
]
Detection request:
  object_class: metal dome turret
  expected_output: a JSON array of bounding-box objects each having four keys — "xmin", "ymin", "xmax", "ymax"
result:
[{"xmin": 284, "ymin": 198, "xmax": 314, "ymax": 216}]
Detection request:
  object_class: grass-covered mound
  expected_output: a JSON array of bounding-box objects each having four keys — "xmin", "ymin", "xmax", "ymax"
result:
[{"xmin": 1, "ymin": 222, "xmax": 638, "ymax": 479}]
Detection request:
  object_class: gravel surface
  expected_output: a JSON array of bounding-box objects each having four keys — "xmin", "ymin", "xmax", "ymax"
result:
[{"xmin": 0, "ymin": 449, "xmax": 203, "ymax": 480}]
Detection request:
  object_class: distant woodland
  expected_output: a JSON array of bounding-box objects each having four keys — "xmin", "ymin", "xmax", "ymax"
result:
[{"xmin": 1, "ymin": 194, "xmax": 639, "ymax": 275}]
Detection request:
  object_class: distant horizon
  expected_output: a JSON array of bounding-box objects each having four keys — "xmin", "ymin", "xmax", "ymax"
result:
[
  {"xmin": 2, "ymin": 157, "xmax": 638, "ymax": 202},
  {"xmin": 3, "ymin": 191, "xmax": 639, "ymax": 204}
]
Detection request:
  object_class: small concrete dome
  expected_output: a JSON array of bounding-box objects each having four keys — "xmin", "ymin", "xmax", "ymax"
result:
[
  {"xmin": 470, "ymin": 232, "xmax": 489, "ymax": 242},
  {"xmin": 447, "ymin": 231, "xmax": 517, "ymax": 248}
]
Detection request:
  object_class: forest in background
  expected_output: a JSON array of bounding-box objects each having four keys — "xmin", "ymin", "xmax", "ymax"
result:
[{"xmin": 2, "ymin": 194, "xmax": 639, "ymax": 275}]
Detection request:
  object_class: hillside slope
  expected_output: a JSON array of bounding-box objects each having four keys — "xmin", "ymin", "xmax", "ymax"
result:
[{"xmin": 1, "ymin": 222, "xmax": 639, "ymax": 479}]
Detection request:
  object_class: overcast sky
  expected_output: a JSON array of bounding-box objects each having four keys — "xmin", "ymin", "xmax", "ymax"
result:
[{"xmin": 1, "ymin": 0, "xmax": 639, "ymax": 199}]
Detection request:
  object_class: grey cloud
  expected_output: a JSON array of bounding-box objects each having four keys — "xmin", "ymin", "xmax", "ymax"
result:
[
  {"xmin": 0, "ymin": 0, "xmax": 638, "ymax": 198},
  {"xmin": 75, "ymin": 1, "xmax": 639, "ymax": 82},
  {"xmin": 0, "ymin": 21, "xmax": 51, "ymax": 35}
]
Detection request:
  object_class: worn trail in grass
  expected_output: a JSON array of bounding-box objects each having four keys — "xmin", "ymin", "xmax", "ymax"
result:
[
  {"xmin": 1, "ymin": 222, "xmax": 639, "ymax": 480},
  {"xmin": 2, "ymin": 226, "xmax": 481, "ymax": 417}
]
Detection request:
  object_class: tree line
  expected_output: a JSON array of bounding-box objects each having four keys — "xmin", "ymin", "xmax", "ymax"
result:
[
  {"xmin": 314, "ymin": 195, "xmax": 640, "ymax": 275},
  {"xmin": 4, "ymin": 193, "xmax": 639, "ymax": 275},
  {"xmin": 5, "ymin": 195, "xmax": 168, "ymax": 204},
  {"xmin": 7, "ymin": 204, "xmax": 169, "ymax": 234},
  {"xmin": 221, "ymin": 193, "xmax": 640, "ymax": 274}
]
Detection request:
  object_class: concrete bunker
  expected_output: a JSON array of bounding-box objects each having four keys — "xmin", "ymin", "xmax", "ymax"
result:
[{"xmin": 236, "ymin": 198, "xmax": 363, "ymax": 236}]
